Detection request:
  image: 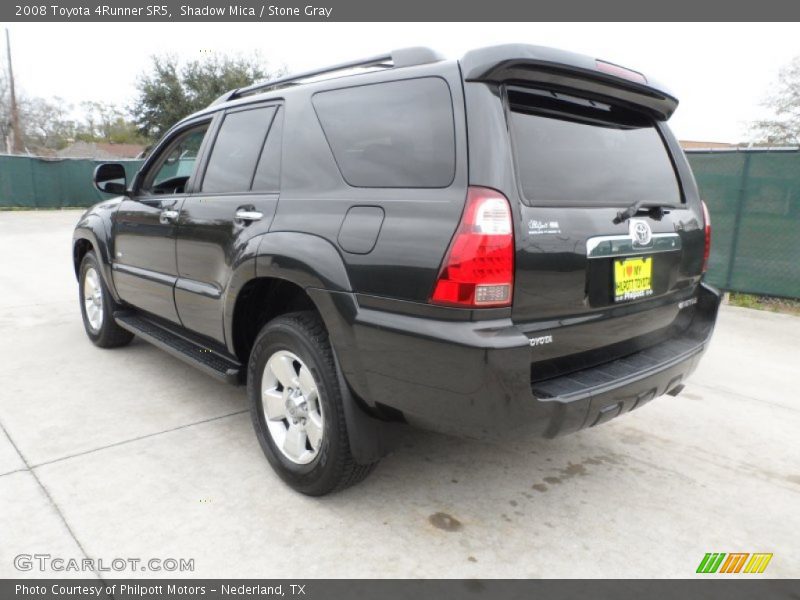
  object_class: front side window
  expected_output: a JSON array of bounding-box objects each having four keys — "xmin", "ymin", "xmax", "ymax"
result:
[
  {"xmin": 141, "ymin": 125, "xmax": 209, "ymax": 195},
  {"xmin": 202, "ymin": 106, "xmax": 277, "ymax": 194},
  {"xmin": 312, "ymin": 78, "xmax": 456, "ymax": 188},
  {"xmin": 508, "ymin": 87, "xmax": 682, "ymax": 207}
]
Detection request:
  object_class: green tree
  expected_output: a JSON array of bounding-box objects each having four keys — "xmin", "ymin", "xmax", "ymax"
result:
[
  {"xmin": 132, "ymin": 53, "xmax": 283, "ymax": 139},
  {"xmin": 751, "ymin": 56, "xmax": 800, "ymax": 145}
]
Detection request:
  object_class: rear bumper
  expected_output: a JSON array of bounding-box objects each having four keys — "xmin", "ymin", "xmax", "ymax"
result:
[
  {"xmin": 325, "ymin": 283, "xmax": 721, "ymax": 439},
  {"xmin": 531, "ymin": 327, "xmax": 709, "ymax": 437}
]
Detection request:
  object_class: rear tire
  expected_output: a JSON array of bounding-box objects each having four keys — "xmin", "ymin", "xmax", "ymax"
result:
[
  {"xmin": 247, "ymin": 311, "xmax": 376, "ymax": 495},
  {"xmin": 78, "ymin": 251, "xmax": 134, "ymax": 348}
]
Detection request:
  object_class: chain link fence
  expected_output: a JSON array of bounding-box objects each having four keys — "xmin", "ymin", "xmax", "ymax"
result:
[{"xmin": 686, "ymin": 148, "xmax": 800, "ymax": 299}]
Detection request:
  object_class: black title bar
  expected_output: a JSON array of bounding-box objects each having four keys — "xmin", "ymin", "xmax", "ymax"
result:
[
  {"xmin": 4, "ymin": 0, "xmax": 800, "ymax": 21},
  {"xmin": 2, "ymin": 579, "xmax": 800, "ymax": 600}
]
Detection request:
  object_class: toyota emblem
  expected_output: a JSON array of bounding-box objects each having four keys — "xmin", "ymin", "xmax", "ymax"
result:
[{"xmin": 630, "ymin": 219, "xmax": 652, "ymax": 246}]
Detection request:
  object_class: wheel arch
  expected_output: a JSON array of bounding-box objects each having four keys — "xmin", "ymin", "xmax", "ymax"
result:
[
  {"xmin": 73, "ymin": 219, "xmax": 121, "ymax": 301},
  {"xmin": 73, "ymin": 237, "xmax": 94, "ymax": 278},
  {"xmin": 223, "ymin": 232, "xmax": 353, "ymax": 357},
  {"xmin": 229, "ymin": 277, "xmax": 317, "ymax": 365}
]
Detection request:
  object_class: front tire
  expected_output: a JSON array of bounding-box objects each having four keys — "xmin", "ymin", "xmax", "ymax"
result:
[
  {"xmin": 78, "ymin": 251, "xmax": 133, "ymax": 348},
  {"xmin": 247, "ymin": 311, "xmax": 376, "ymax": 495}
]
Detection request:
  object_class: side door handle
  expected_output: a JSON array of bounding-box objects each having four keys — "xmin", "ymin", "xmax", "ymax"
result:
[
  {"xmin": 235, "ymin": 209, "xmax": 263, "ymax": 223},
  {"xmin": 160, "ymin": 209, "xmax": 180, "ymax": 223}
]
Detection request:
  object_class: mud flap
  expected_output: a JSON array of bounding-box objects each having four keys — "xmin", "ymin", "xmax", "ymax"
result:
[{"xmin": 331, "ymin": 348, "xmax": 403, "ymax": 464}]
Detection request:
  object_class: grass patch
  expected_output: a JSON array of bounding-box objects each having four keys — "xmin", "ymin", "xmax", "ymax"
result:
[{"xmin": 728, "ymin": 292, "xmax": 800, "ymax": 316}]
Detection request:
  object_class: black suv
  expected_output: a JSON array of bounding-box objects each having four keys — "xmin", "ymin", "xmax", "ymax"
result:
[{"xmin": 73, "ymin": 44, "xmax": 720, "ymax": 495}]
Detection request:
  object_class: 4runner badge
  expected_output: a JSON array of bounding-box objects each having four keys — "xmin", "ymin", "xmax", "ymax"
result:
[
  {"xmin": 528, "ymin": 219, "xmax": 561, "ymax": 235},
  {"xmin": 529, "ymin": 334, "xmax": 553, "ymax": 347}
]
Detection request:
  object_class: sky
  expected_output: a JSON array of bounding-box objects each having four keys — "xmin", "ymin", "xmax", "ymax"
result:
[{"xmin": 4, "ymin": 22, "xmax": 800, "ymax": 143}]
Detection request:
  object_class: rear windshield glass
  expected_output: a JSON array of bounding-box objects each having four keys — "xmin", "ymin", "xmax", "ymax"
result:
[
  {"xmin": 507, "ymin": 87, "xmax": 682, "ymax": 207},
  {"xmin": 312, "ymin": 78, "xmax": 456, "ymax": 188}
]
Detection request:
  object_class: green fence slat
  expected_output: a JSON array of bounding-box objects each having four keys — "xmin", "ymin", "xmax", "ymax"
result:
[
  {"xmin": 687, "ymin": 149, "xmax": 800, "ymax": 299},
  {"xmin": 725, "ymin": 152, "xmax": 752, "ymax": 289},
  {"xmin": 0, "ymin": 155, "xmax": 143, "ymax": 209}
]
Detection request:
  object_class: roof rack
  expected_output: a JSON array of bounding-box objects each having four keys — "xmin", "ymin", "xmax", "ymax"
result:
[{"xmin": 209, "ymin": 47, "xmax": 444, "ymax": 107}]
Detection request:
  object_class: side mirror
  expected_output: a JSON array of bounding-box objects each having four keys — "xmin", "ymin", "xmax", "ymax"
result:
[{"xmin": 93, "ymin": 163, "xmax": 128, "ymax": 196}]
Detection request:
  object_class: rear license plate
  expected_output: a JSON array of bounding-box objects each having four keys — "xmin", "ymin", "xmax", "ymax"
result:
[{"xmin": 614, "ymin": 256, "xmax": 653, "ymax": 302}]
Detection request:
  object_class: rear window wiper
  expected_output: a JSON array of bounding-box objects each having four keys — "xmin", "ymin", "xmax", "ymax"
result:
[{"xmin": 613, "ymin": 200, "xmax": 671, "ymax": 224}]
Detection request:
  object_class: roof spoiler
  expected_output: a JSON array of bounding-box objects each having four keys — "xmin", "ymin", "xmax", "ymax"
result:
[{"xmin": 460, "ymin": 44, "xmax": 678, "ymax": 121}]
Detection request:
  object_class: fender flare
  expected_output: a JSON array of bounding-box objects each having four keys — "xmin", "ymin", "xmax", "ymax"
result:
[
  {"xmin": 221, "ymin": 231, "xmax": 353, "ymax": 354},
  {"xmin": 255, "ymin": 231, "xmax": 352, "ymax": 291},
  {"xmin": 73, "ymin": 215, "xmax": 121, "ymax": 301},
  {"xmin": 251, "ymin": 233, "xmax": 362, "ymax": 389}
]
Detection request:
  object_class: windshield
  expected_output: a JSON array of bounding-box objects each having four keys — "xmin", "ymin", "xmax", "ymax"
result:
[{"xmin": 507, "ymin": 87, "xmax": 682, "ymax": 207}]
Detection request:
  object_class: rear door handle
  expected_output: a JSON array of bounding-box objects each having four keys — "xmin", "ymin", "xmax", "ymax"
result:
[{"xmin": 235, "ymin": 209, "xmax": 263, "ymax": 222}]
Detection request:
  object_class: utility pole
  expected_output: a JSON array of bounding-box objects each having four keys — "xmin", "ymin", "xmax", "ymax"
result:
[{"xmin": 5, "ymin": 28, "xmax": 24, "ymax": 154}]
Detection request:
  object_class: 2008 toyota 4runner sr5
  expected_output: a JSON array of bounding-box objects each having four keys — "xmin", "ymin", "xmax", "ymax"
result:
[{"xmin": 73, "ymin": 44, "xmax": 720, "ymax": 495}]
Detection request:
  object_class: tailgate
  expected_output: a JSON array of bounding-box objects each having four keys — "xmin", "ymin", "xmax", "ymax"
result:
[
  {"xmin": 514, "ymin": 201, "xmax": 706, "ymax": 381},
  {"xmin": 502, "ymin": 79, "xmax": 704, "ymax": 373}
]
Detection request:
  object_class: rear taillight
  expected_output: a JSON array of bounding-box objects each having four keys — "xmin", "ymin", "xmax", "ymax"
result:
[
  {"xmin": 701, "ymin": 200, "xmax": 711, "ymax": 274},
  {"xmin": 430, "ymin": 187, "xmax": 514, "ymax": 308}
]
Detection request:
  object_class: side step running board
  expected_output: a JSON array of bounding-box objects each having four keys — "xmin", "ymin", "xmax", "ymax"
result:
[{"xmin": 114, "ymin": 311, "xmax": 242, "ymax": 385}]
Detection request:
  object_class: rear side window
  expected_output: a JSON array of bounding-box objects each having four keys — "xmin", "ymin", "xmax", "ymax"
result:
[
  {"xmin": 251, "ymin": 107, "xmax": 283, "ymax": 192},
  {"xmin": 202, "ymin": 106, "xmax": 276, "ymax": 193},
  {"xmin": 312, "ymin": 78, "xmax": 456, "ymax": 188},
  {"xmin": 507, "ymin": 87, "xmax": 682, "ymax": 207}
]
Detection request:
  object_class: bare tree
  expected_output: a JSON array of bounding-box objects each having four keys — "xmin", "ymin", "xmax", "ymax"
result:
[
  {"xmin": 19, "ymin": 96, "xmax": 77, "ymax": 152},
  {"xmin": 751, "ymin": 56, "xmax": 800, "ymax": 145},
  {"xmin": 0, "ymin": 66, "xmax": 76, "ymax": 154}
]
